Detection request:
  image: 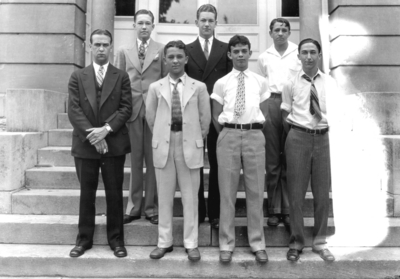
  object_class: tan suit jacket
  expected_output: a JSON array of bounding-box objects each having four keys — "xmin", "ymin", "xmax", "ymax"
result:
[
  {"xmin": 146, "ymin": 76, "xmax": 211, "ymax": 169},
  {"xmin": 114, "ymin": 39, "xmax": 167, "ymax": 122}
]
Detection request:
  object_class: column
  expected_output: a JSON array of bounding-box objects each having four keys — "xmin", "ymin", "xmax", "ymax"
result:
[{"xmin": 91, "ymin": 0, "xmax": 115, "ymax": 61}]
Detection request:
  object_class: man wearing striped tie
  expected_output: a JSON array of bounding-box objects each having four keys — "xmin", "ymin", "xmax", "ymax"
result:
[{"xmin": 281, "ymin": 38, "xmax": 336, "ymax": 262}]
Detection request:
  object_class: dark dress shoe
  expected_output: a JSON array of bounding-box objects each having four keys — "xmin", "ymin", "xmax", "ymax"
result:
[
  {"xmin": 210, "ymin": 218, "xmax": 219, "ymax": 229},
  {"xmin": 123, "ymin": 215, "xmax": 140, "ymax": 224},
  {"xmin": 219, "ymin": 251, "xmax": 233, "ymax": 263},
  {"xmin": 145, "ymin": 215, "xmax": 159, "ymax": 225},
  {"xmin": 282, "ymin": 215, "xmax": 290, "ymax": 226},
  {"xmin": 312, "ymin": 248, "xmax": 335, "ymax": 262},
  {"xmin": 113, "ymin": 246, "xmax": 127, "ymax": 258},
  {"xmin": 186, "ymin": 248, "xmax": 201, "ymax": 261},
  {"xmin": 287, "ymin": 248, "xmax": 302, "ymax": 261},
  {"xmin": 69, "ymin": 246, "xmax": 88, "ymax": 258},
  {"xmin": 267, "ymin": 215, "xmax": 280, "ymax": 226},
  {"xmin": 149, "ymin": 246, "xmax": 173, "ymax": 259},
  {"xmin": 254, "ymin": 250, "xmax": 268, "ymax": 263}
]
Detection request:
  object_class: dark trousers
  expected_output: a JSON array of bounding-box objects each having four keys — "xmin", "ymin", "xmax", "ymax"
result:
[
  {"xmin": 198, "ymin": 123, "xmax": 220, "ymax": 222},
  {"xmin": 74, "ymin": 155, "xmax": 126, "ymax": 249},
  {"xmin": 263, "ymin": 94, "xmax": 289, "ymax": 215},
  {"xmin": 285, "ymin": 129, "xmax": 331, "ymax": 250}
]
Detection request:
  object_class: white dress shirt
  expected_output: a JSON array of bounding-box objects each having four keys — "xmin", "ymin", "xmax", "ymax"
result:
[
  {"xmin": 281, "ymin": 69, "xmax": 338, "ymax": 129},
  {"xmin": 137, "ymin": 38, "xmax": 149, "ymax": 53},
  {"xmin": 93, "ymin": 61, "xmax": 109, "ymax": 80},
  {"xmin": 168, "ymin": 73, "xmax": 187, "ymax": 104},
  {"xmin": 198, "ymin": 36, "xmax": 214, "ymax": 54},
  {"xmin": 257, "ymin": 41, "xmax": 301, "ymax": 94},
  {"xmin": 211, "ymin": 68, "xmax": 269, "ymax": 124}
]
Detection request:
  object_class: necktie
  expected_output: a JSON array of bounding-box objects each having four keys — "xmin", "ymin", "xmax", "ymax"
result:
[
  {"xmin": 302, "ymin": 74, "xmax": 322, "ymax": 122},
  {"xmin": 139, "ymin": 40, "xmax": 146, "ymax": 68},
  {"xmin": 204, "ymin": 39, "xmax": 209, "ymax": 60},
  {"xmin": 171, "ymin": 79, "xmax": 182, "ymax": 125},
  {"xmin": 97, "ymin": 66, "xmax": 104, "ymax": 88},
  {"xmin": 233, "ymin": 72, "xmax": 245, "ymax": 119}
]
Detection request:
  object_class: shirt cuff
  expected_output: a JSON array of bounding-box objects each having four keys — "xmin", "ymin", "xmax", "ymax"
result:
[
  {"xmin": 210, "ymin": 93, "xmax": 223, "ymax": 105},
  {"xmin": 260, "ymin": 92, "xmax": 271, "ymax": 103},
  {"xmin": 105, "ymin": 123, "xmax": 113, "ymax": 132},
  {"xmin": 280, "ymin": 103, "xmax": 291, "ymax": 112}
]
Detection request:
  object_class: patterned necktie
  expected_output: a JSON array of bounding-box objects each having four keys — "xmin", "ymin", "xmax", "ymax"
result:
[
  {"xmin": 302, "ymin": 74, "xmax": 322, "ymax": 122},
  {"xmin": 171, "ymin": 79, "xmax": 182, "ymax": 125},
  {"xmin": 139, "ymin": 40, "xmax": 146, "ymax": 68},
  {"xmin": 97, "ymin": 66, "xmax": 104, "ymax": 88},
  {"xmin": 204, "ymin": 39, "xmax": 209, "ymax": 60},
  {"xmin": 234, "ymin": 72, "xmax": 245, "ymax": 119}
]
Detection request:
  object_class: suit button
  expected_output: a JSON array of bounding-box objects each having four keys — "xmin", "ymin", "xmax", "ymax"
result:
[{"xmin": 166, "ymin": 140, "xmax": 169, "ymax": 143}]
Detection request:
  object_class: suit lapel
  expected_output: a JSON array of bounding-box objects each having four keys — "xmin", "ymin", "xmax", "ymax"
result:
[
  {"xmin": 159, "ymin": 77, "xmax": 171, "ymax": 109},
  {"xmin": 82, "ymin": 65, "xmax": 98, "ymax": 117},
  {"xmin": 182, "ymin": 77, "xmax": 195, "ymax": 108},
  {"xmin": 142, "ymin": 39, "xmax": 159, "ymax": 72},
  {"xmin": 126, "ymin": 43, "xmax": 142, "ymax": 73},
  {"xmin": 189, "ymin": 38, "xmax": 207, "ymax": 72},
  {"xmin": 100, "ymin": 64, "xmax": 118, "ymax": 108},
  {"xmin": 203, "ymin": 39, "xmax": 225, "ymax": 80}
]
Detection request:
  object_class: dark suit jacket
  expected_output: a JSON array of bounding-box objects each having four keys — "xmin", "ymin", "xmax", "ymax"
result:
[
  {"xmin": 68, "ymin": 63, "xmax": 132, "ymax": 159},
  {"xmin": 185, "ymin": 38, "xmax": 232, "ymax": 94}
]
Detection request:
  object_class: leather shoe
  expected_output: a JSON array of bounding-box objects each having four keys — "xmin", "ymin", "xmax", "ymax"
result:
[
  {"xmin": 267, "ymin": 215, "xmax": 280, "ymax": 226},
  {"xmin": 123, "ymin": 214, "xmax": 140, "ymax": 224},
  {"xmin": 287, "ymin": 248, "xmax": 302, "ymax": 261},
  {"xmin": 254, "ymin": 250, "xmax": 268, "ymax": 263},
  {"xmin": 282, "ymin": 215, "xmax": 290, "ymax": 226},
  {"xmin": 210, "ymin": 218, "xmax": 219, "ymax": 229},
  {"xmin": 113, "ymin": 246, "xmax": 127, "ymax": 258},
  {"xmin": 186, "ymin": 248, "xmax": 201, "ymax": 261},
  {"xmin": 219, "ymin": 251, "xmax": 233, "ymax": 263},
  {"xmin": 312, "ymin": 248, "xmax": 335, "ymax": 262},
  {"xmin": 146, "ymin": 215, "xmax": 159, "ymax": 225},
  {"xmin": 69, "ymin": 246, "xmax": 89, "ymax": 258},
  {"xmin": 150, "ymin": 246, "xmax": 173, "ymax": 259}
]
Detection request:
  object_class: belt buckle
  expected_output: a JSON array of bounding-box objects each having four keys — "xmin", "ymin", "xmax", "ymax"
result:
[
  {"xmin": 312, "ymin": 129, "xmax": 317, "ymax": 135},
  {"xmin": 239, "ymin": 123, "xmax": 243, "ymax": 131}
]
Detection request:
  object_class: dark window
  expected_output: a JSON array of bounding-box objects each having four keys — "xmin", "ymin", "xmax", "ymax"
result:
[
  {"xmin": 116, "ymin": 0, "xmax": 135, "ymax": 16},
  {"xmin": 282, "ymin": 0, "xmax": 299, "ymax": 17}
]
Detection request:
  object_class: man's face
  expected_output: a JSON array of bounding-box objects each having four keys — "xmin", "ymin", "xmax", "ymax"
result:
[
  {"xmin": 195, "ymin": 12, "xmax": 217, "ymax": 39},
  {"xmin": 90, "ymin": 34, "xmax": 112, "ymax": 65},
  {"xmin": 298, "ymin": 42, "xmax": 321, "ymax": 72},
  {"xmin": 228, "ymin": 44, "xmax": 252, "ymax": 72},
  {"xmin": 269, "ymin": 22, "xmax": 290, "ymax": 46},
  {"xmin": 164, "ymin": 47, "xmax": 188, "ymax": 77},
  {"xmin": 134, "ymin": 14, "xmax": 154, "ymax": 41}
]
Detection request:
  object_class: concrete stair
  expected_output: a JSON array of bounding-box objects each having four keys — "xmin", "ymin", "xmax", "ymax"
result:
[{"xmin": 2, "ymin": 112, "xmax": 399, "ymax": 278}]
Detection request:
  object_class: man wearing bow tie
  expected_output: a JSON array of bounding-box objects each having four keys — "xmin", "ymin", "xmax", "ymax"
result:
[{"xmin": 115, "ymin": 9, "xmax": 168, "ymax": 225}]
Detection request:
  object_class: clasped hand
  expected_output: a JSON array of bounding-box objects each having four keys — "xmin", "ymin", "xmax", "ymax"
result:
[{"xmin": 86, "ymin": 127, "xmax": 109, "ymax": 154}]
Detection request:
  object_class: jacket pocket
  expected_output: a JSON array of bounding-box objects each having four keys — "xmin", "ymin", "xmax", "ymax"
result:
[
  {"xmin": 152, "ymin": 140, "xmax": 159, "ymax": 149},
  {"xmin": 195, "ymin": 139, "xmax": 204, "ymax": 148}
]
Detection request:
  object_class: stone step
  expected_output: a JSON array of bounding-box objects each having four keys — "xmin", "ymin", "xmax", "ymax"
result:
[
  {"xmin": 10, "ymin": 189, "xmax": 335, "ymax": 217},
  {"xmin": 58, "ymin": 113, "xmax": 72, "ymax": 129},
  {"xmin": 0, "ymin": 244, "xmax": 399, "ymax": 278},
  {"xmin": 37, "ymin": 146, "xmax": 210, "ymax": 168},
  {"xmin": 49, "ymin": 129, "xmax": 72, "ymax": 146}
]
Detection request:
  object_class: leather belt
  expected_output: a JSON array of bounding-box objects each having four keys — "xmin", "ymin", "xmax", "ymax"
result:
[
  {"xmin": 290, "ymin": 124, "xmax": 329, "ymax": 135},
  {"xmin": 224, "ymin": 123, "xmax": 263, "ymax": 130},
  {"xmin": 270, "ymin": 92, "xmax": 282, "ymax": 98},
  {"xmin": 171, "ymin": 123, "xmax": 182, "ymax": 132}
]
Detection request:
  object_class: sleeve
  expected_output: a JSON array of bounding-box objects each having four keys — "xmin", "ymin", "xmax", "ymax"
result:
[
  {"xmin": 210, "ymin": 79, "xmax": 224, "ymax": 105},
  {"xmin": 145, "ymin": 82, "xmax": 158, "ymax": 133},
  {"xmin": 281, "ymin": 79, "xmax": 293, "ymax": 113},
  {"xmin": 259, "ymin": 79, "xmax": 270, "ymax": 103},
  {"xmin": 197, "ymin": 83, "xmax": 211, "ymax": 139},
  {"xmin": 256, "ymin": 54, "xmax": 268, "ymax": 78}
]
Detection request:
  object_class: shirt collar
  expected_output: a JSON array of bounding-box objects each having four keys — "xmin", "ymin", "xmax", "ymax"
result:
[
  {"xmin": 198, "ymin": 36, "xmax": 214, "ymax": 46},
  {"xmin": 168, "ymin": 73, "xmax": 186, "ymax": 86},
  {"xmin": 137, "ymin": 38, "xmax": 150, "ymax": 46},
  {"xmin": 267, "ymin": 41, "xmax": 298, "ymax": 57},
  {"xmin": 300, "ymin": 69, "xmax": 322, "ymax": 81},
  {"xmin": 93, "ymin": 61, "xmax": 109, "ymax": 73},
  {"xmin": 231, "ymin": 68, "xmax": 250, "ymax": 77}
]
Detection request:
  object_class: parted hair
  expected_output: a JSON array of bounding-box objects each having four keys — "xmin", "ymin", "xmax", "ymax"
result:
[
  {"xmin": 269, "ymin": 18, "xmax": 291, "ymax": 31},
  {"xmin": 298, "ymin": 38, "xmax": 322, "ymax": 54},
  {"xmin": 164, "ymin": 40, "xmax": 188, "ymax": 56},
  {"xmin": 228, "ymin": 35, "xmax": 251, "ymax": 51},
  {"xmin": 134, "ymin": 9, "xmax": 155, "ymax": 23},
  {"xmin": 90, "ymin": 29, "xmax": 113, "ymax": 44},
  {"xmin": 196, "ymin": 4, "xmax": 217, "ymax": 20}
]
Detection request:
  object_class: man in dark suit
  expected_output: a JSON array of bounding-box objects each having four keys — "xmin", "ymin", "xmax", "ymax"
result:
[
  {"xmin": 68, "ymin": 29, "xmax": 132, "ymax": 258},
  {"xmin": 185, "ymin": 4, "xmax": 232, "ymax": 229}
]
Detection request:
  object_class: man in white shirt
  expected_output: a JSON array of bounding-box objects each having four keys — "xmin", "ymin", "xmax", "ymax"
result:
[
  {"xmin": 211, "ymin": 35, "xmax": 269, "ymax": 264},
  {"xmin": 282, "ymin": 38, "xmax": 335, "ymax": 262},
  {"xmin": 257, "ymin": 18, "xmax": 301, "ymax": 227}
]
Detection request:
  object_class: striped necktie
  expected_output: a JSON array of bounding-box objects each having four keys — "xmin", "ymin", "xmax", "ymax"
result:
[
  {"xmin": 139, "ymin": 40, "xmax": 146, "ymax": 68},
  {"xmin": 97, "ymin": 66, "xmax": 104, "ymax": 88},
  {"xmin": 302, "ymin": 73, "xmax": 322, "ymax": 122},
  {"xmin": 171, "ymin": 79, "xmax": 182, "ymax": 125},
  {"xmin": 233, "ymin": 72, "xmax": 245, "ymax": 119},
  {"xmin": 204, "ymin": 39, "xmax": 209, "ymax": 60}
]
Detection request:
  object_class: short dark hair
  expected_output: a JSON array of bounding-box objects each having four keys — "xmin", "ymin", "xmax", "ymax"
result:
[
  {"xmin": 269, "ymin": 18, "xmax": 291, "ymax": 31},
  {"xmin": 164, "ymin": 40, "xmax": 188, "ymax": 56},
  {"xmin": 228, "ymin": 35, "xmax": 251, "ymax": 52},
  {"xmin": 298, "ymin": 38, "xmax": 322, "ymax": 54},
  {"xmin": 90, "ymin": 29, "xmax": 113, "ymax": 45},
  {"xmin": 196, "ymin": 4, "xmax": 217, "ymax": 20},
  {"xmin": 134, "ymin": 9, "xmax": 155, "ymax": 23}
]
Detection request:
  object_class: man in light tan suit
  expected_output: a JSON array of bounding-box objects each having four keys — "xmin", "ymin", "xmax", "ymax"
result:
[
  {"xmin": 146, "ymin": 41, "xmax": 211, "ymax": 261},
  {"xmin": 114, "ymin": 9, "xmax": 167, "ymax": 225}
]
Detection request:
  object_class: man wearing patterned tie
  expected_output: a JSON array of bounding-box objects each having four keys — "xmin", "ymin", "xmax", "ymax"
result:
[
  {"xmin": 146, "ymin": 41, "xmax": 211, "ymax": 261},
  {"xmin": 211, "ymin": 35, "xmax": 269, "ymax": 263},
  {"xmin": 282, "ymin": 38, "xmax": 336, "ymax": 262},
  {"xmin": 115, "ymin": 10, "xmax": 167, "ymax": 225},
  {"xmin": 186, "ymin": 4, "xmax": 232, "ymax": 229},
  {"xmin": 68, "ymin": 29, "xmax": 132, "ymax": 258}
]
